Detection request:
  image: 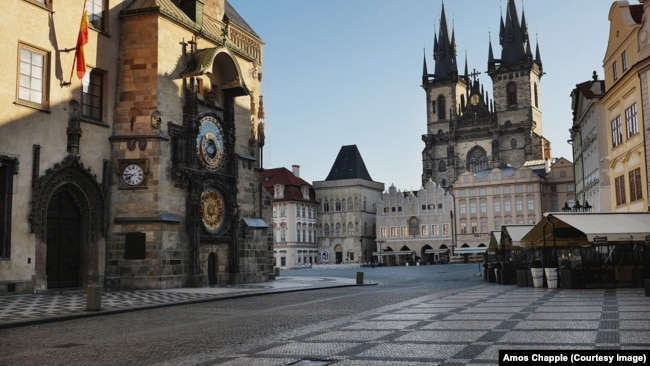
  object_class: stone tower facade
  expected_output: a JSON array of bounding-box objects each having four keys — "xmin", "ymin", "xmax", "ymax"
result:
[
  {"xmin": 421, "ymin": 0, "xmax": 550, "ymax": 189},
  {"xmin": 108, "ymin": 0, "xmax": 272, "ymax": 290}
]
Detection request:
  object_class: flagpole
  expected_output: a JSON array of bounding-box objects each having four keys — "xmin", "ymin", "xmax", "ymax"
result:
[{"xmin": 65, "ymin": 0, "xmax": 88, "ymax": 87}]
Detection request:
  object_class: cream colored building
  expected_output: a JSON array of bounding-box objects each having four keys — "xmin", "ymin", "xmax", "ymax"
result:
[
  {"xmin": 0, "ymin": 0, "xmax": 121, "ymax": 294},
  {"xmin": 601, "ymin": 1, "xmax": 648, "ymax": 212},
  {"xmin": 375, "ymin": 181, "xmax": 454, "ymax": 265},
  {"xmin": 453, "ymin": 158, "xmax": 576, "ymax": 254},
  {"xmin": 0, "ymin": 0, "xmax": 272, "ymax": 295},
  {"xmin": 314, "ymin": 145, "xmax": 384, "ymax": 264},
  {"xmin": 260, "ymin": 166, "xmax": 319, "ymax": 269},
  {"xmin": 636, "ymin": 0, "xmax": 650, "ymax": 212}
]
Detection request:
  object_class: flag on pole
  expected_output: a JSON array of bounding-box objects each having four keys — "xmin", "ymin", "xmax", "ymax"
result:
[{"xmin": 76, "ymin": 9, "xmax": 89, "ymax": 79}]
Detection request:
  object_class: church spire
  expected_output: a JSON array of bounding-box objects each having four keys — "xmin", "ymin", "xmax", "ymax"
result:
[
  {"xmin": 422, "ymin": 48, "xmax": 429, "ymax": 85},
  {"xmin": 499, "ymin": 0, "xmax": 527, "ymax": 65},
  {"xmin": 433, "ymin": 1, "xmax": 458, "ymax": 81}
]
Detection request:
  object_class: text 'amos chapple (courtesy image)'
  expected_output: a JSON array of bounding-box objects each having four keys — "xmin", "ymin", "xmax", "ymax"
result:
[{"xmin": 499, "ymin": 350, "xmax": 648, "ymax": 365}]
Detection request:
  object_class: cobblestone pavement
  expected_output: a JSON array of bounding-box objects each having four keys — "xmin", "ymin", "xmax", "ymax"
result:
[
  {"xmin": 151, "ymin": 285, "xmax": 650, "ymax": 365},
  {"xmin": 0, "ymin": 276, "xmax": 361, "ymax": 329},
  {"xmin": 1, "ymin": 268, "xmax": 649, "ymax": 365}
]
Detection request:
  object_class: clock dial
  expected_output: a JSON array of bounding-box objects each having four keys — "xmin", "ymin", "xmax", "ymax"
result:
[
  {"xmin": 122, "ymin": 163, "xmax": 145, "ymax": 186},
  {"xmin": 470, "ymin": 94, "xmax": 480, "ymax": 105},
  {"xmin": 201, "ymin": 188, "xmax": 226, "ymax": 234},
  {"xmin": 197, "ymin": 116, "xmax": 225, "ymax": 171}
]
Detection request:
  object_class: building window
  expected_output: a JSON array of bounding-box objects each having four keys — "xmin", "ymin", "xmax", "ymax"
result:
[
  {"xmin": 615, "ymin": 175, "xmax": 626, "ymax": 206},
  {"xmin": 625, "ymin": 103, "xmax": 638, "ymax": 138},
  {"xmin": 281, "ymin": 257, "xmax": 286, "ymax": 266},
  {"xmin": 432, "ymin": 225, "xmax": 439, "ymax": 236},
  {"xmin": 400, "ymin": 226, "xmax": 407, "ymax": 237},
  {"xmin": 0, "ymin": 159, "xmax": 16, "ymax": 259},
  {"xmin": 469, "ymin": 203, "xmax": 477, "ymax": 214},
  {"xmin": 390, "ymin": 227, "xmax": 397, "ymax": 237},
  {"xmin": 527, "ymin": 200, "xmax": 535, "ymax": 211},
  {"xmin": 526, "ymin": 185, "xmax": 534, "ymax": 193},
  {"xmin": 611, "ymin": 115, "xmax": 623, "ymax": 147},
  {"xmin": 380, "ymin": 227, "xmax": 387, "ymax": 238},
  {"xmin": 437, "ymin": 95, "xmax": 446, "ymax": 120},
  {"xmin": 88, "ymin": 0, "xmax": 105, "ymax": 31},
  {"xmin": 443, "ymin": 224, "xmax": 450, "ymax": 236},
  {"xmin": 479, "ymin": 188, "xmax": 486, "ymax": 196},
  {"xmin": 17, "ymin": 44, "xmax": 49, "ymax": 108},
  {"xmin": 467, "ymin": 146, "xmax": 489, "ymax": 173},
  {"xmin": 503, "ymin": 186, "xmax": 510, "ymax": 194},
  {"xmin": 613, "ymin": 60, "xmax": 619, "ymax": 81},
  {"xmin": 515, "ymin": 185, "xmax": 522, "ymax": 193},
  {"xmin": 471, "ymin": 223, "xmax": 477, "ymax": 233},
  {"xmin": 516, "ymin": 200, "xmax": 523, "ymax": 212},
  {"xmin": 335, "ymin": 199, "xmax": 341, "ymax": 211},
  {"xmin": 506, "ymin": 81, "xmax": 517, "ymax": 106},
  {"xmin": 629, "ymin": 168, "xmax": 643, "ymax": 202},
  {"xmin": 493, "ymin": 187, "xmax": 500, "ymax": 195},
  {"xmin": 622, "ymin": 51, "xmax": 628, "ymax": 72},
  {"xmin": 459, "ymin": 203, "xmax": 466, "ymax": 214},
  {"xmin": 494, "ymin": 201, "xmax": 501, "ymax": 213},
  {"xmin": 480, "ymin": 201, "xmax": 487, "ymax": 214},
  {"xmin": 504, "ymin": 201, "xmax": 511, "ymax": 212},
  {"xmin": 534, "ymin": 83, "xmax": 539, "ymax": 108},
  {"xmin": 460, "ymin": 223, "xmax": 467, "ymax": 234},
  {"xmin": 421, "ymin": 225, "xmax": 429, "ymax": 237},
  {"xmin": 567, "ymin": 183, "xmax": 575, "ymax": 192},
  {"xmin": 280, "ymin": 229, "xmax": 286, "ymax": 242},
  {"xmin": 550, "ymin": 185, "xmax": 557, "ymax": 193}
]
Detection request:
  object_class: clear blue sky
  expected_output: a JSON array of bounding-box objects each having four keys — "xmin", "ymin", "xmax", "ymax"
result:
[{"xmin": 229, "ymin": 0, "xmax": 615, "ymax": 190}]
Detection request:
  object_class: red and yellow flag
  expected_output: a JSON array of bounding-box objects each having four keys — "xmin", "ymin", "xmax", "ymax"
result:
[{"xmin": 76, "ymin": 10, "xmax": 89, "ymax": 79}]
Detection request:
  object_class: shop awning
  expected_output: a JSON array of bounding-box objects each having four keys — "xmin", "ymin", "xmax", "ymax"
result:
[
  {"xmin": 424, "ymin": 249, "xmax": 449, "ymax": 254},
  {"xmin": 521, "ymin": 212, "xmax": 650, "ymax": 247},
  {"xmin": 372, "ymin": 251, "xmax": 414, "ymax": 256},
  {"xmin": 453, "ymin": 246, "xmax": 487, "ymax": 254}
]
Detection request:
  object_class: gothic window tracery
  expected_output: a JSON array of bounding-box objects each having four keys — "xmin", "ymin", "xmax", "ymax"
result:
[{"xmin": 467, "ymin": 146, "xmax": 489, "ymax": 173}]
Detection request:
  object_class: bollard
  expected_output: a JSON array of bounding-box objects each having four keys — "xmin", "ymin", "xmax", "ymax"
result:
[
  {"xmin": 86, "ymin": 284, "xmax": 102, "ymax": 311},
  {"xmin": 274, "ymin": 267, "xmax": 280, "ymax": 277},
  {"xmin": 356, "ymin": 271, "xmax": 364, "ymax": 285}
]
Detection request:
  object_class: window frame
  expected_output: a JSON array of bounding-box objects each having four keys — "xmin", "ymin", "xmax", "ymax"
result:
[
  {"xmin": 87, "ymin": 0, "xmax": 106, "ymax": 32},
  {"xmin": 625, "ymin": 103, "xmax": 638, "ymax": 139},
  {"xmin": 16, "ymin": 43, "xmax": 50, "ymax": 110},
  {"xmin": 0, "ymin": 157, "xmax": 17, "ymax": 259},
  {"xmin": 615, "ymin": 175, "xmax": 626, "ymax": 206},
  {"xmin": 611, "ymin": 115, "xmax": 623, "ymax": 147},
  {"xmin": 82, "ymin": 68, "xmax": 106, "ymax": 122},
  {"xmin": 629, "ymin": 168, "xmax": 643, "ymax": 202}
]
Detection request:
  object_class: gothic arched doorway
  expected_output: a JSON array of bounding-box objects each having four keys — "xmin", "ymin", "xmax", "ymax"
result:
[
  {"xmin": 46, "ymin": 190, "xmax": 82, "ymax": 289},
  {"xmin": 335, "ymin": 244, "xmax": 343, "ymax": 264}
]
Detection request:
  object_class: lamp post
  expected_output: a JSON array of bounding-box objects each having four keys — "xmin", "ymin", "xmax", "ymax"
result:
[{"xmin": 562, "ymin": 199, "xmax": 592, "ymax": 213}]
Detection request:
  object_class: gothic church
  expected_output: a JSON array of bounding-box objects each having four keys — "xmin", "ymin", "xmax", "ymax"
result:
[{"xmin": 421, "ymin": 0, "xmax": 551, "ymax": 188}]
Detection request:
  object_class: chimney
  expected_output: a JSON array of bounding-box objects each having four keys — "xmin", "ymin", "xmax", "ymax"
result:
[{"xmin": 292, "ymin": 164, "xmax": 300, "ymax": 178}]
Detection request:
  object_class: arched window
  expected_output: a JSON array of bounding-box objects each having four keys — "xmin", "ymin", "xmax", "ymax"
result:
[
  {"xmin": 506, "ymin": 82, "xmax": 517, "ymax": 106},
  {"xmin": 437, "ymin": 95, "xmax": 446, "ymax": 120},
  {"xmin": 347, "ymin": 197, "xmax": 353, "ymax": 211},
  {"xmin": 439, "ymin": 160, "xmax": 446, "ymax": 172},
  {"xmin": 323, "ymin": 200, "xmax": 329, "ymax": 212},
  {"xmin": 347, "ymin": 222, "xmax": 354, "ymax": 235},
  {"xmin": 467, "ymin": 146, "xmax": 489, "ymax": 173},
  {"xmin": 335, "ymin": 199, "xmax": 341, "ymax": 211},
  {"xmin": 323, "ymin": 224, "xmax": 330, "ymax": 237},
  {"xmin": 335, "ymin": 223, "xmax": 341, "ymax": 236}
]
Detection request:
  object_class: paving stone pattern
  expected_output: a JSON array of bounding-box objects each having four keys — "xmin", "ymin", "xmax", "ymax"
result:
[{"xmin": 201, "ymin": 286, "xmax": 650, "ymax": 366}]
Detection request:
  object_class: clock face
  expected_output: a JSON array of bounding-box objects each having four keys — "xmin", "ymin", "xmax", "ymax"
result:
[
  {"xmin": 470, "ymin": 94, "xmax": 480, "ymax": 105},
  {"xmin": 197, "ymin": 116, "xmax": 225, "ymax": 171},
  {"xmin": 122, "ymin": 163, "xmax": 145, "ymax": 187},
  {"xmin": 201, "ymin": 187, "xmax": 226, "ymax": 234}
]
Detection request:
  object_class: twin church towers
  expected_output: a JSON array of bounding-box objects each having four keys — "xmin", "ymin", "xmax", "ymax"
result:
[{"xmin": 421, "ymin": 0, "xmax": 551, "ymax": 188}]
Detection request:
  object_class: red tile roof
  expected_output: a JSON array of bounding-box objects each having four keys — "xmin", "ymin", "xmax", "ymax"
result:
[{"xmin": 259, "ymin": 167, "xmax": 318, "ymax": 203}]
